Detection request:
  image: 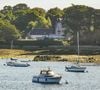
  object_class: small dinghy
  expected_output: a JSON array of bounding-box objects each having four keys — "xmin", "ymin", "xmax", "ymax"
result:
[{"xmin": 32, "ymin": 68, "xmax": 62, "ymax": 84}]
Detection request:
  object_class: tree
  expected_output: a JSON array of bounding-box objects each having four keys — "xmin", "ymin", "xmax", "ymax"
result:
[
  {"xmin": 0, "ymin": 13, "xmax": 5, "ymax": 19},
  {"xmin": 47, "ymin": 7, "xmax": 64, "ymax": 29},
  {"xmin": 63, "ymin": 5, "xmax": 94, "ymax": 33},
  {"xmin": 63, "ymin": 5, "xmax": 95, "ymax": 44},
  {"xmin": 4, "ymin": 10, "xmax": 16, "ymax": 22},
  {"xmin": 0, "ymin": 19, "xmax": 21, "ymax": 41},
  {"xmin": 95, "ymin": 9, "xmax": 100, "ymax": 30},
  {"xmin": 1, "ymin": 5, "xmax": 15, "ymax": 22},
  {"xmin": 27, "ymin": 21, "xmax": 37, "ymax": 29},
  {"xmin": 31, "ymin": 7, "xmax": 46, "ymax": 17},
  {"xmin": 36, "ymin": 16, "xmax": 52, "ymax": 28},
  {"xmin": 13, "ymin": 9, "xmax": 30, "ymax": 18},
  {"xmin": 3, "ymin": 6, "xmax": 12, "ymax": 11},
  {"xmin": 14, "ymin": 7, "xmax": 50, "ymax": 34},
  {"xmin": 13, "ymin": 3, "xmax": 29, "ymax": 11},
  {"xmin": 25, "ymin": 21, "xmax": 37, "ymax": 34}
]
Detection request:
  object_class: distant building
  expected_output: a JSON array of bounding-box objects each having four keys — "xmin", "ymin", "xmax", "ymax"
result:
[
  {"xmin": 27, "ymin": 28, "xmax": 53, "ymax": 40},
  {"xmin": 55, "ymin": 21, "xmax": 64, "ymax": 36},
  {"xmin": 27, "ymin": 21, "xmax": 65, "ymax": 40}
]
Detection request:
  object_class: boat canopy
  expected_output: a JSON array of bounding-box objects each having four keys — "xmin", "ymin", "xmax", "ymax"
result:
[{"xmin": 40, "ymin": 70, "xmax": 55, "ymax": 76}]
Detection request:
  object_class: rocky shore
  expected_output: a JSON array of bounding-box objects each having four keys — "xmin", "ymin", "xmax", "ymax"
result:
[{"xmin": 0, "ymin": 49, "xmax": 100, "ymax": 63}]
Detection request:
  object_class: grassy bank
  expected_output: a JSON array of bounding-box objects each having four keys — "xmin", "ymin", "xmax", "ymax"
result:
[
  {"xmin": 0, "ymin": 49, "xmax": 100, "ymax": 63},
  {"xmin": 0, "ymin": 49, "xmax": 35, "ymax": 59}
]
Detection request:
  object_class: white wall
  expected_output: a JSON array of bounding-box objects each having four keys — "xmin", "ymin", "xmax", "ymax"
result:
[
  {"xmin": 55, "ymin": 22, "xmax": 64, "ymax": 36},
  {"xmin": 29, "ymin": 34, "xmax": 65, "ymax": 40}
]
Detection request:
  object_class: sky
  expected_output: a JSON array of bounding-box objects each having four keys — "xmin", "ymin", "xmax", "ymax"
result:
[{"xmin": 0, "ymin": 0, "xmax": 100, "ymax": 10}]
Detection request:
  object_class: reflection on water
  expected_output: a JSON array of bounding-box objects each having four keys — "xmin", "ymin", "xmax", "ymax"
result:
[{"xmin": 0, "ymin": 58, "xmax": 100, "ymax": 90}]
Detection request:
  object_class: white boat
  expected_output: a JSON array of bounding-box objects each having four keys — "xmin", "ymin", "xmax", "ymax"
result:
[
  {"xmin": 10, "ymin": 58, "xmax": 17, "ymax": 61},
  {"xmin": 65, "ymin": 65, "xmax": 86, "ymax": 72},
  {"xmin": 32, "ymin": 68, "xmax": 62, "ymax": 84},
  {"xmin": 6, "ymin": 61, "xmax": 30, "ymax": 67},
  {"xmin": 65, "ymin": 32, "xmax": 86, "ymax": 72}
]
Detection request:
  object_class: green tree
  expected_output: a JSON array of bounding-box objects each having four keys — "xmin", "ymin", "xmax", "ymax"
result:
[
  {"xmin": 3, "ymin": 6, "xmax": 12, "ymax": 10},
  {"xmin": 0, "ymin": 13, "xmax": 5, "ymax": 19},
  {"xmin": 25, "ymin": 21, "xmax": 37, "ymax": 34},
  {"xmin": 13, "ymin": 3, "xmax": 29, "ymax": 11},
  {"xmin": 27, "ymin": 21, "xmax": 37, "ymax": 29},
  {"xmin": 63, "ymin": 5, "xmax": 94, "ymax": 33},
  {"xmin": 36, "ymin": 16, "xmax": 52, "ymax": 28},
  {"xmin": 31, "ymin": 7, "xmax": 46, "ymax": 17},
  {"xmin": 63, "ymin": 5, "xmax": 95, "ymax": 44},
  {"xmin": 14, "ymin": 7, "xmax": 50, "ymax": 34},
  {"xmin": 0, "ymin": 19, "xmax": 21, "ymax": 41},
  {"xmin": 95, "ymin": 9, "xmax": 100, "ymax": 30},
  {"xmin": 1, "ymin": 5, "xmax": 16, "ymax": 22},
  {"xmin": 47, "ymin": 7, "xmax": 64, "ymax": 29}
]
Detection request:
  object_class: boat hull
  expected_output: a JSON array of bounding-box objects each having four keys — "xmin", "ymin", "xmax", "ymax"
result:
[
  {"xmin": 6, "ymin": 62, "xmax": 30, "ymax": 67},
  {"xmin": 32, "ymin": 76, "xmax": 61, "ymax": 84},
  {"xmin": 65, "ymin": 66, "xmax": 86, "ymax": 72}
]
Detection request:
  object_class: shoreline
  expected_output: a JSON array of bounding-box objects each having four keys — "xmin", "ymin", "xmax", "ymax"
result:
[{"xmin": 0, "ymin": 49, "xmax": 100, "ymax": 63}]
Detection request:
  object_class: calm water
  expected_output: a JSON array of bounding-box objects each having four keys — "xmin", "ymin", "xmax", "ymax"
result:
[{"xmin": 0, "ymin": 58, "xmax": 100, "ymax": 90}]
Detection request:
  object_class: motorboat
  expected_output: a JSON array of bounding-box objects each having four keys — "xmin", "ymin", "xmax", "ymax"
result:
[
  {"xmin": 6, "ymin": 61, "xmax": 30, "ymax": 67},
  {"xmin": 65, "ymin": 65, "xmax": 86, "ymax": 72},
  {"xmin": 32, "ymin": 68, "xmax": 62, "ymax": 84}
]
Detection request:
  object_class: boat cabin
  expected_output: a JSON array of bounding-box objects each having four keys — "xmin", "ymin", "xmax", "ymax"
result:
[{"xmin": 40, "ymin": 70, "xmax": 55, "ymax": 76}]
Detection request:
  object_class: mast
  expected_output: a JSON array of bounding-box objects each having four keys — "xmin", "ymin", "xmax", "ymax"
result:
[
  {"xmin": 77, "ymin": 32, "xmax": 80, "ymax": 63},
  {"xmin": 11, "ymin": 40, "xmax": 13, "ymax": 49}
]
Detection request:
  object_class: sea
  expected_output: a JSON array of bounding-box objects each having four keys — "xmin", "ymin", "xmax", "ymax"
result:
[{"xmin": 0, "ymin": 58, "xmax": 100, "ymax": 90}]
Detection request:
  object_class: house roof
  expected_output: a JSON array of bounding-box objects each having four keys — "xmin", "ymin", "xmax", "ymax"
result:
[{"xmin": 29, "ymin": 28, "xmax": 54, "ymax": 35}]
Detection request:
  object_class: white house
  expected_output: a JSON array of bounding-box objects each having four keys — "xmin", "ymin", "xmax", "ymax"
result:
[{"xmin": 27, "ymin": 21, "xmax": 65, "ymax": 40}]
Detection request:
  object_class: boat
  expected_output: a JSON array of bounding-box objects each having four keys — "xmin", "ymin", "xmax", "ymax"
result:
[
  {"xmin": 65, "ymin": 32, "xmax": 86, "ymax": 72},
  {"xmin": 20, "ymin": 60, "xmax": 31, "ymax": 62},
  {"xmin": 65, "ymin": 65, "xmax": 86, "ymax": 72},
  {"xmin": 32, "ymin": 68, "xmax": 62, "ymax": 84},
  {"xmin": 10, "ymin": 58, "xmax": 17, "ymax": 61},
  {"xmin": 6, "ymin": 61, "xmax": 30, "ymax": 67}
]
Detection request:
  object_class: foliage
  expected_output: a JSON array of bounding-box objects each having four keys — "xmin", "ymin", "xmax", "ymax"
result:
[
  {"xmin": 47, "ymin": 7, "xmax": 64, "ymax": 28},
  {"xmin": 0, "ymin": 19, "xmax": 21, "ymax": 41},
  {"xmin": 63, "ymin": 5, "xmax": 99, "ymax": 44},
  {"xmin": 0, "ymin": 3, "xmax": 100, "ymax": 45},
  {"xmin": 63, "ymin": 5, "xmax": 94, "ymax": 33},
  {"xmin": 13, "ymin": 3, "xmax": 29, "ymax": 11},
  {"xmin": 0, "ymin": 13, "xmax": 5, "ymax": 18},
  {"xmin": 31, "ymin": 7, "xmax": 46, "ymax": 17}
]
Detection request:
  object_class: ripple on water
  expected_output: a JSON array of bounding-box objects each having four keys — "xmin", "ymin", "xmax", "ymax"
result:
[{"xmin": 0, "ymin": 60, "xmax": 100, "ymax": 90}]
